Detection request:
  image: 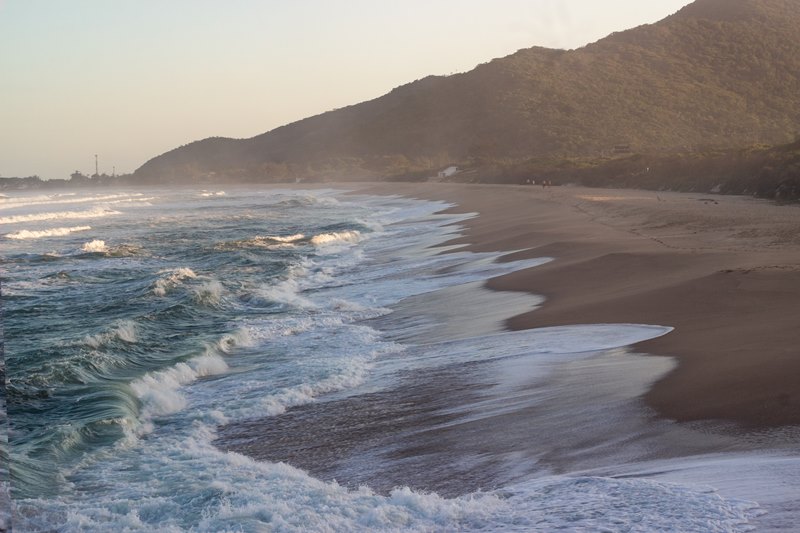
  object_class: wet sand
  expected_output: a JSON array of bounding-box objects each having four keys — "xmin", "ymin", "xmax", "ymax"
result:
[
  {"xmin": 359, "ymin": 183, "xmax": 800, "ymax": 429},
  {"xmin": 218, "ymin": 183, "xmax": 799, "ymax": 499}
]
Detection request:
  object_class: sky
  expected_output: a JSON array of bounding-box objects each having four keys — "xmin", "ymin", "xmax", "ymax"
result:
[{"xmin": 0, "ymin": 0, "xmax": 692, "ymax": 180}]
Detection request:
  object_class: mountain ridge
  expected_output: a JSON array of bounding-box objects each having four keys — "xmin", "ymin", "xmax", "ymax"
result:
[{"xmin": 134, "ymin": 0, "xmax": 800, "ymax": 183}]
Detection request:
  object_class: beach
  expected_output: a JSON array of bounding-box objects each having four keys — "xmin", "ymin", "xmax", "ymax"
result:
[
  {"xmin": 5, "ymin": 185, "xmax": 799, "ymax": 530},
  {"xmin": 360, "ymin": 182, "xmax": 800, "ymax": 429}
]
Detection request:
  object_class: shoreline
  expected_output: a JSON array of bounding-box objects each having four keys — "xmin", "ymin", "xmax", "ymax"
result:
[{"xmin": 354, "ymin": 182, "xmax": 800, "ymax": 429}]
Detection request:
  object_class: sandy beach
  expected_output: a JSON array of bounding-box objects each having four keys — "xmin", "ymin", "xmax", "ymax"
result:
[
  {"xmin": 359, "ymin": 182, "xmax": 800, "ymax": 429},
  {"xmin": 210, "ymin": 183, "xmax": 800, "ymax": 530}
]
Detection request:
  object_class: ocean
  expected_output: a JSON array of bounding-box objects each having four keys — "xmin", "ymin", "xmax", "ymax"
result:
[{"xmin": 1, "ymin": 186, "xmax": 797, "ymax": 531}]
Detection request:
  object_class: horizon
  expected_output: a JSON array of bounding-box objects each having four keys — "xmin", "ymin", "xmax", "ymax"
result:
[{"xmin": 1, "ymin": 0, "xmax": 691, "ymax": 180}]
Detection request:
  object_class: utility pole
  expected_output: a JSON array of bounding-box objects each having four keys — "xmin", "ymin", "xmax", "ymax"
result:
[{"xmin": 95, "ymin": 154, "xmax": 99, "ymax": 177}]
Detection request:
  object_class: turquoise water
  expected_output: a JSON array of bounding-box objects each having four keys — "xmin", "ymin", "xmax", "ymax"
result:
[{"xmin": 0, "ymin": 187, "xmax": 772, "ymax": 531}]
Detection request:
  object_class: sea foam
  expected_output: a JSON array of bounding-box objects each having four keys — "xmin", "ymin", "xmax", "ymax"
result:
[
  {"xmin": 310, "ymin": 230, "xmax": 361, "ymax": 247},
  {"xmin": 81, "ymin": 239, "xmax": 108, "ymax": 253},
  {"xmin": 6, "ymin": 225, "xmax": 91, "ymax": 240},
  {"xmin": 130, "ymin": 352, "xmax": 230, "ymax": 432},
  {"xmin": 152, "ymin": 267, "xmax": 198, "ymax": 296},
  {"xmin": 83, "ymin": 320, "xmax": 138, "ymax": 349},
  {"xmin": 0, "ymin": 206, "xmax": 120, "ymax": 225}
]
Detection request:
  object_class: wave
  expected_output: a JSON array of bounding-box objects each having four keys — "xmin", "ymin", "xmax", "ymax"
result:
[
  {"xmin": 130, "ymin": 352, "xmax": 229, "ymax": 434},
  {"xmin": 78, "ymin": 240, "xmax": 142, "ymax": 257},
  {"xmin": 220, "ymin": 230, "xmax": 362, "ymax": 252},
  {"xmin": 310, "ymin": 230, "xmax": 361, "ymax": 247},
  {"xmin": 101, "ymin": 196, "xmax": 156, "ymax": 206},
  {"xmin": 267, "ymin": 233, "xmax": 305, "ymax": 243},
  {"xmin": 249, "ymin": 259, "xmax": 322, "ymax": 308},
  {"xmin": 192, "ymin": 280, "xmax": 226, "ymax": 307},
  {"xmin": 152, "ymin": 267, "xmax": 198, "ymax": 296},
  {"xmin": 83, "ymin": 320, "xmax": 138, "ymax": 349},
  {"xmin": 199, "ymin": 190, "xmax": 226, "ymax": 197},
  {"xmin": 276, "ymin": 194, "xmax": 340, "ymax": 208},
  {"xmin": 81, "ymin": 239, "xmax": 108, "ymax": 253},
  {"xmin": 6, "ymin": 225, "xmax": 91, "ymax": 240},
  {"xmin": 0, "ymin": 206, "xmax": 121, "ymax": 225},
  {"xmin": 0, "ymin": 192, "xmax": 141, "ymax": 210}
]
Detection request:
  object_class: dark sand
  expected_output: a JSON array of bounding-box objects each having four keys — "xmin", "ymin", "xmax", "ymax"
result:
[{"xmin": 359, "ymin": 183, "xmax": 800, "ymax": 429}]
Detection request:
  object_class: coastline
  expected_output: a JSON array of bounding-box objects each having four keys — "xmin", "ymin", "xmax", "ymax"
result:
[{"xmin": 354, "ymin": 182, "xmax": 800, "ymax": 429}]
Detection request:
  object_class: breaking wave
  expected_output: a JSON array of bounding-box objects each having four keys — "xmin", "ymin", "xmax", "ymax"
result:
[
  {"xmin": 0, "ymin": 206, "xmax": 121, "ymax": 225},
  {"xmin": 83, "ymin": 320, "xmax": 138, "ymax": 349},
  {"xmin": 0, "ymin": 192, "xmax": 141, "ymax": 209},
  {"xmin": 6, "ymin": 225, "xmax": 91, "ymax": 240},
  {"xmin": 310, "ymin": 230, "xmax": 362, "ymax": 246},
  {"xmin": 81, "ymin": 239, "xmax": 108, "ymax": 253},
  {"xmin": 152, "ymin": 267, "xmax": 198, "ymax": 296}
]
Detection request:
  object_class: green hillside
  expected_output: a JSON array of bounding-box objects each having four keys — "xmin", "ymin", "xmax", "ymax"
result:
[{"xmin": 134, "ymin": 0, "xmax": 800, "ymax": 184}]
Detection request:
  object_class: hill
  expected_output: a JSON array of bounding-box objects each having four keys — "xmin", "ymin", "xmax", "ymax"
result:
[{"xmin": 134, "ymin": 0, "xmax": 800, "ymax": 184}]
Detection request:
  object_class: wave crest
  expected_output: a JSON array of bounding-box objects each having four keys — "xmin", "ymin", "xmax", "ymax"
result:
[
  {"xmin": 310, "ymin": 230, "xmax": 361, "ymax": 247},
  {"xmin": 0, "ymin": 206, "xmax": 121, "ymax": 225},
  {"xmin": 81, "ymin": 239, "xmax": 108, "ymax": 253},
  {"xmin": 83, "ymin": 320, "xmax": 138, "ymax": 349},
  {"xmin": 152, "ymin": 267, "xmax": 198, "ymax": 296},
  {"xmin": 6, "ymin": 225, "xmax": 91, "ymax": 240}
]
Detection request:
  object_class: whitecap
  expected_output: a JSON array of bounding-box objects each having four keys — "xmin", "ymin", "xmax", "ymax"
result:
[
  {"xmin": 0, "ymin": 206, "xmax": 121, "ymax": 225},
  {"xmin": 0, "ymin": 192, "xmax": 140, "ymax": 210},
  {"xmin": 83, "ymin": 320, "xmax": 138, "ymax": 349},
  {"xmin": 192, "ymin": 280, "xmax": 225, "ymax": 306},
  {"xmin": 152, "ymin": 267, "xmax": 198, "ymax": 296},
  {"xmin": 130, "ymin": 352, "xmax": 229, "ymax": 432},
  {"xmin": 81, "ymin": 239, "xmax": 107, "ymax": 253},
  {"xmin": 310, "ymin": 230, "xmax": 361, "ymax": 247},
  {"xmin": 6, "ymin": 225, "xmax": 92, "ymax": 240}
]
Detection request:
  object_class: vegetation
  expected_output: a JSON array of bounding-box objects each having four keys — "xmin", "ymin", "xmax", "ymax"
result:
[
  {"xmin": 131, "ymin": 0, "xmax": 800, "ymax": 191},
  {"xmin": 465, "ymin": 139, "xmax": 800, "ymax": 201}
]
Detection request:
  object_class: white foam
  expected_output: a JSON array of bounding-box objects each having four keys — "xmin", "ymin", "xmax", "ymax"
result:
[
  {"xmin": 256, "ymin": 277, "xmax": 315, "ymax": 308},
  {"xmin": 0, "ymin": 206, "xmax": 121, "ymax": 225},
  {"xmin": 0, "ymin": 192, "xmax": 140, "ymax": 210},
  {"xmin": 101, "ymin": 196, "xmax": 156, "ymax": 206},
  {"xmin": 6, "ymin": 225, "xmax": 92, "ymax": 240},
  {"xmin": 19, "ymin": 424, "xmax": 762, "ymax": 532},
  {"xmin": 266, "ymin": 233, "xmax": 305, "ymax": 243},
  {"xmin": 130, "ymin": 352, "xmax": 229, "ymax": 430},
  {"xmin": 216, "ymin": 327, "xmax": 256, "ymax": 354},
  {"xmin": 192, "ymin": 280, "xmax": 225, "ymax": 306},
  {"xmin": 251, "ymin": 260, "xmax": 318, "ymax": 308},
  {"xmin": 83, "ymin": 320, "xmax": 138, "ymax": 349},
  {"xmin": 152, "ymin": 267, "xmax": 198, "ymax": 296},
  {"xmin": 81, "ymin": 239, "xmax": 107, "ymax": 253},
  {"xmin": 310, "ymin": 230, "xmax": 362, "ymax": 247},
  {"xmin": 199, "ymin": 190, "xmax": 226, "ymax": 197}
]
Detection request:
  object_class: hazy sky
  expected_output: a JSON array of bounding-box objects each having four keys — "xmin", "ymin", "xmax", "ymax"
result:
[{"xmin": 1, "ymin": 0, "xmax": 692, "ymax": 179}]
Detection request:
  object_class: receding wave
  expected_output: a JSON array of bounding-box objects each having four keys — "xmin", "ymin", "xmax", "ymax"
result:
[
  {"xmin": 6, "ymin": 225, "xmax": 91, "ymax": 240},
  {"xmin": 0, "ymin": 206, "xmax": 121, "ymax": 225}
]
